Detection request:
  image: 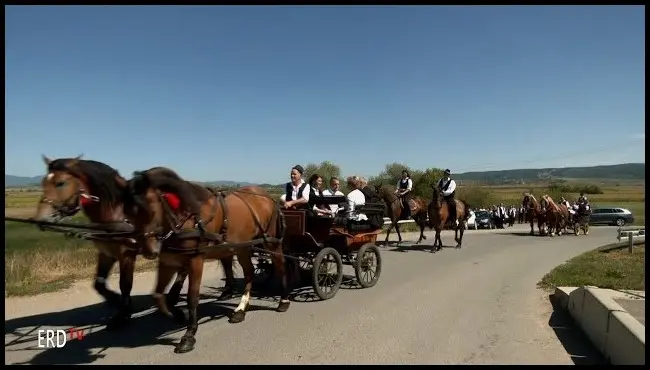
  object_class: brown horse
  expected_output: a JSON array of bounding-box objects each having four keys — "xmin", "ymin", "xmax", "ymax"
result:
[
  {"xmin": 33, "ymin": 155, "xmax": 155, "ymax": 329},
  {"xmin": 540, "ymin": 195, "xmax": 567, "ymax": 236},
  {"xmin": 120, "ymin": 167, "xmax": 290, "ymax": 354},
  {"xmin": 521, "ymin": 193, "xmax": 546, "ymax": 236},
  {"xmin": 374, "ymin": 184, "xmax": 428, "ymax": 244},
  {"xmin": 428, "ymin": 187, "xmax": 470, "ymax": 252}
]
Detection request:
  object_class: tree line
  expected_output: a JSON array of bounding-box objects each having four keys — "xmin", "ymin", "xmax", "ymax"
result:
[{"xmin": 238, "ymin": 161, "xmax": 606, "ymax": 209}]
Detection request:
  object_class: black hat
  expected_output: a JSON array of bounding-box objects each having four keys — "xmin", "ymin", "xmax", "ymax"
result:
[
  {"xmin": 292, "ymin": 165, "xmax": 304, "ymax": 175},
  {"xmin": 444, "ymin": 169, "xmax": 451, "ymax": 175}
]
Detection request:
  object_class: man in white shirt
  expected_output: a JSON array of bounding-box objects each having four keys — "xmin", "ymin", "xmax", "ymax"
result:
[
  {"xmin": 346, "ymin": 176, "xmax": 367, "ymax": 222},
  {"xmin": 436, "ymin": 169, "xmax": 458, "ymax": 225},
  {"xmin": 279, "ymin": 165, "xmax": 310, "ymax": 209},
  {"xmin": 395, "ymin": 170, "xmax": 413, "ymax": 219},
  {"xmin": 321, "ymin": 176, "xmax": 345, "ymax": 216}
]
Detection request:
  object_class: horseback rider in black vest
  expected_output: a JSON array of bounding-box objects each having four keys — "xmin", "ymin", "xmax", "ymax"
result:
[
  {"xmin": 394, "ymin": 170, "xmax": 413, "ymax": 219},
  {"xmin": 282, "ymin": 165, "xmax": 311, "ymax": 210},
  {"xmin": 437, "ymin": 169, "xmax": 458, "ymax": 225}
]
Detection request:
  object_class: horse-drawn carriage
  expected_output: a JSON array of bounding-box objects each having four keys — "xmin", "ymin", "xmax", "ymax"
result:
[
  {"xmin": 255, "ymin": 196, "xmax": 384, "ymax": 300},
  {"xmin": 571, "ymin": 204, "xmax": 591, "ymax": 236}
]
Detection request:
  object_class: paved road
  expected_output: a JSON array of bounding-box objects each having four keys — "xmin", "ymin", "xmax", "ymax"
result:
[{"xmin": 5, "ymin": 224, "xmax": 612, "ymax": 365}]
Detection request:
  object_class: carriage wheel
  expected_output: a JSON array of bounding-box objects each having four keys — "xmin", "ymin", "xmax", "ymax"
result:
[
  {"xmin": 311, "ymin": 247, "xmax": 343, "ymax": 300},
  {"xmin": 573, "ymin": 222, "xmax": 580, "ymax": 236},
  {"xmin": 354, "ymin": 243, "xmax": 382, "ymax": 289}
]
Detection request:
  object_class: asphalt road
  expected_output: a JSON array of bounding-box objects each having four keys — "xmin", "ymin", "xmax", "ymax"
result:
[{"xmin": 5, "ymin": 224, "xmax": 612, "ymax": 365}]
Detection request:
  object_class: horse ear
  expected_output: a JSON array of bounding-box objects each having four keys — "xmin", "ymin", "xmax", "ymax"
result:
[
  {"xmin": 115, "ymin": 175, "xmax": 128, "ymax": 189},
  {"xmin": 42, "ymin": 154, "xmax": 52, "ymax": 166},
  {"xmin": 74, "ymin": 153, "xmax": 84, "ymax": 160}
]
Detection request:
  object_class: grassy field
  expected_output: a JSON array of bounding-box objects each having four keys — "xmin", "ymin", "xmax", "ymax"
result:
[
  {"xmin": 5, "ymin": 181, "xmax": 644, "ymax": 296},
  {"xmin": 538, "ymin": 243, "xmax": 645, "ymax": 291}
]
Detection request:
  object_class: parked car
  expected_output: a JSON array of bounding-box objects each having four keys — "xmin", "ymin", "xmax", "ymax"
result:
[
  {"xmin": 465, "ymin": 210, "xmax": 477, "ymax": 230},
  {"xmin": 474, "ymin": 210, "xmax": 495, "ymax": 229},
  {"xmin": 589, "ymin": 207, "xmax": 635, "ymax": 226}
]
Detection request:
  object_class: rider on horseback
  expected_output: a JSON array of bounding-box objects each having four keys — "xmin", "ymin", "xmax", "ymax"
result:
[
  {"xmin": 394, "ymin": 170, "xmax": 413, "ymax": 219},
  {"xmin": 437, "ymin": 169, "xmax": 458, "ymax": 226}
]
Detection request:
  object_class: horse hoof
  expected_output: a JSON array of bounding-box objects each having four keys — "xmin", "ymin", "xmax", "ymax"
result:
[
  {"xmin": 106, "ymin": 313, "xmax": 131, "ymax": 331},
  {"xmin": 276, "ymin": 301, "xmax": 290, "ymax": 313},
  {"xmin": 174, "ymin": 336, "xmax": 196, "ymax": 354},
  {"xmin": 103, "ymin": 292, "xmax": 122, "ymax": 308},
  {"xmin": 172, "ymin": 307, "xmax": 189, "ymax": 324},
  {"xmin": 455, "ymin": 245, "xmax": 461, "ymax": 249},
  {"xmin": 229, "ymin": 310, "xmax": 246, "ymax": 324},
  {"xmin": 218, "ymin": 288, "xmax": 235, "ymax": 301},
  {"xmin": 422, "ymin": 235, "xmax": 427, "ymax": 240}
]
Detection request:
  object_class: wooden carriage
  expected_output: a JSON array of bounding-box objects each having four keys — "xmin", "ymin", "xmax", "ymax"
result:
[{"xmin": 257, "ymin": 196, "xmax": 384, "ymax": 300}]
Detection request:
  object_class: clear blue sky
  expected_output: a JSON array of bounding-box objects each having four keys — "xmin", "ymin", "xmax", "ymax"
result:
[{"xmin": 5, "ymin": 5, "xmax": 645, "ymax": 184}]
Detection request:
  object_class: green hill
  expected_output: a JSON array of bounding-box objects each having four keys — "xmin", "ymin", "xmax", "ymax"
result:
[{"xmin": 455, "ymin": 163, "xmax": 645, "ymax": 183}]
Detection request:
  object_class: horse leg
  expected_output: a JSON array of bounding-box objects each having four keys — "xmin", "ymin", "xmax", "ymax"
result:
[
  {"xmin": 395, "ymin": 221, "xmax": 403, "ymax": 243},
  {"xmin": 153, "ymin": 261, "xmax": 180, "ymax": 319},
  {"xmin": 166, "ymin": 269, "xmax": 188, "ymax": 308},
  {"xmin": 384, "ymin": 221, "xmax": 394, "ymax": 244},
  {"xmin": 456, "ymin": 223, "xmax": 465, "ymax": 249},
  {"xmin": 230, "ymin": 250, "xmax": 254, "ymax": 324},
  {"xmin": 432, "ymin": 227, "xmax": 442, "ymax": 253},
  {"xmin": 175, "ymin": 256, "xmax": 204, "ymax": 354},
  {"xmin": 416, "ymin": 215, "xmax": 426, "ymax": 244},
  {"xmin": 93, "ymin": 251, "xmax": 120, "ymax": 307},
  {"xmin": 217, "ymin": 256, "xmax": 237, "ymax": 300},
  {"xmin": 270, "ymin": 245, "xmax": 291, "ymax": 313},
  {"xmin": 106, "ymin": 250, "xmax": 136, "ymax": 331},
  {"xmin": 529, "ymin": 216, "xmax": 535, "ymax": 236}
]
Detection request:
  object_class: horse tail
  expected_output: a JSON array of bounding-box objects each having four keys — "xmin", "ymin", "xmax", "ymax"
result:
[{"xmin": 461, "ymin": 200, "xmax": 471, "ymax": 221}]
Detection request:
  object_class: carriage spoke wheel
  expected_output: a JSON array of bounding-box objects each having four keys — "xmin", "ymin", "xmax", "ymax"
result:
[
  {"xmin": 354, "ymin": 243, "xmax": 382, "ymax": 289},
  {"xmin": 311, "ymin": 247, "xmax": 343, "ymax": 300},
  {"xmin": 573, "ymin": 222, "xmax": 580, "ymax": 236}
]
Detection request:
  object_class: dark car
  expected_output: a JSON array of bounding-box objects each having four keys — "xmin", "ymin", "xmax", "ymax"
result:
[
  {"xmin": 589, "ymin": 207, "xmax": 635, "ymax": 227},
  {"xmin": 475, "ymin": 210, "xmax": 495, "ymax": 229}
]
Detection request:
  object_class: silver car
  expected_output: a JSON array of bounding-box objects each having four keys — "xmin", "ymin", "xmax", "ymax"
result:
[{"xmin": 589, "ymin": 207, "xmax": 635, "ymax": 226}]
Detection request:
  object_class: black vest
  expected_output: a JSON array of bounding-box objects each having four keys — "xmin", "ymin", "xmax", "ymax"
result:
[
  {"xmin": 285, "ymin": 182, "xmax": 308, "ymax": 202},
  {"xmin": 399, "ymin": 178, "xmax": 410, "ymax": 190},
  {"xmin": 438, "ymin": 178, "xmax": 455, "ymax": 197}
]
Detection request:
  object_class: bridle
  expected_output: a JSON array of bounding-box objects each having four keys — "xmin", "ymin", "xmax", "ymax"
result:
[{"xmin": 39, "ymin": 179, "xmax": 99, "ymax": 219}]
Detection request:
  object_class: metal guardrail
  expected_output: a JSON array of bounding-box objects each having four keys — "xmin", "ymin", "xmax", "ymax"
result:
[{"xmin": 616, "ymin": 226, "xmax": 645, "ymax": 242}]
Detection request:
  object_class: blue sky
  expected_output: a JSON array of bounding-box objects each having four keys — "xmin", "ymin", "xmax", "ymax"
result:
[{"xmin": 5, "ymin": 5, "xmax": 645, "ymax": 184}]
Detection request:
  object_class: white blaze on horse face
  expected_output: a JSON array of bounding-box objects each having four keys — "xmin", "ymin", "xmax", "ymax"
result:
[
  {"xmin": 235, "ymin": 290, "xmax": 250, "ymax": 312},
  {"xmin": 46, "ymin": 172, "xmax": 55, "ymax": 181}
]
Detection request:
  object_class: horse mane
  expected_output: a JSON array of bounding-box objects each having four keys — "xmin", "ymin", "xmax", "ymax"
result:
[
  {"xmin": 133, "ymin": 167, "xmax": 211, "ymax": 214},
  {"xmin": 48, "ymin": 158, "xmax": 125, "ymax": 207}
]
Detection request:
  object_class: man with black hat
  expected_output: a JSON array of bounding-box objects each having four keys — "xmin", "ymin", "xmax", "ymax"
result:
[
  {"xmin": 280, "ymin": 165, "xmax": 311, "ymax": 209},
  {"xmin": 437, "ymin": 169, "xmax": 458, "ymax": 225},
  {"xmin": 394, "ymin": 170, "xmax": 413, "ymax": 219}
]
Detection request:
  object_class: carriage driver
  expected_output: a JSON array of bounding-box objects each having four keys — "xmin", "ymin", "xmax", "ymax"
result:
[
  {"xmin": 394, "ymin": 170, "xmax": 413, "ymax": 219},
  {"xmin": 280, "ymin": 165, "xmax": 310, "ymax": 209},
  {"xmin": 576, "ymin": 192, "xmax": 590, "ymax": 210},
  {"xmin": 437, "ymin": 169, "xmax": 458, "ymax": 225}
]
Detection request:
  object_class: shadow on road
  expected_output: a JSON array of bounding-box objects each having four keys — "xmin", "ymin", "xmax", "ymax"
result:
[
  {"xmin": 4, "ymin": 293, "xmax": 241, "ymax": 365},
  {"xmin": 547, "ymin": 293, "xmax": 608, "ymax": 365}
]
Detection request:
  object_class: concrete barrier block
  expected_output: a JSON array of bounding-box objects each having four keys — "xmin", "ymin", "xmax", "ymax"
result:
[
  {"xmin": 579, "ymin": 288, "xmax": 615, "ymax": 353},
  {"xmin": 606, "ymin": 311, "xmax": 646, "ymax": 365},
  {"xmin": 554, "ymin": 286, "xmax": 578, "ymax": 310},
  {"xmin": 567, "ymin": 286, "xmax": 586, "ymax": 320}
]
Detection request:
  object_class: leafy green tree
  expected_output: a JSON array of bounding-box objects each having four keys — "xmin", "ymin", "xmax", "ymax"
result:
[{"xmin": 303, "ymin": 161, "xmax": 342, "ymax": 184}]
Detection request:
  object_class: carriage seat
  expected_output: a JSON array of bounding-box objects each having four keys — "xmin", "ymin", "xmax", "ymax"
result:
[{"xmin": 346, "ymin": 202, "xmax": 385, "ymax": 232}]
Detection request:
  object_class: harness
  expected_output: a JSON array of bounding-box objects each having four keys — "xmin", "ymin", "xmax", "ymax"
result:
[{"xmin": 148, "ymin": 188, "xmax": 281, "ymax": 255}]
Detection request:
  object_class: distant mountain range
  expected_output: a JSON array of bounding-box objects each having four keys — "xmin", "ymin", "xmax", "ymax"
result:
[{"xmin": 5, "ymin": 163, "xmax": 645, "ymax": 188}]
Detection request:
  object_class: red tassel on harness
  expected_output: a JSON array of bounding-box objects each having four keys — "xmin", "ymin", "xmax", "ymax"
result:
[
  {"xmin": 162, "ymin": 193, "xmax": 181, "ymax": 211},
  {"xmin": 80, "ymin": 196, "xmax": 93, "ymax": 207}
]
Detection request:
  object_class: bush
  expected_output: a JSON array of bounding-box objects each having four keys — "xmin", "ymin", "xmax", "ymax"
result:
[
  {"xmin": 457, "ymin": 186, "xmax": 495, "ymax": 209},
  {"xmin": 548, "ymin": 183, "xmax": 603, "ymax": 195}
]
